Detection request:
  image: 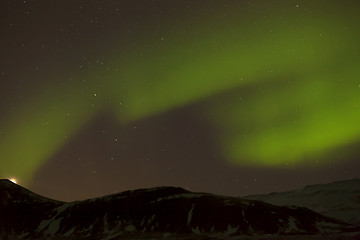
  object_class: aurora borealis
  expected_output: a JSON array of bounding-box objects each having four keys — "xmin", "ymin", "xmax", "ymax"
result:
[{"xmin": 1, "ymin": 0, "xmax": 360, "ymax": 201}]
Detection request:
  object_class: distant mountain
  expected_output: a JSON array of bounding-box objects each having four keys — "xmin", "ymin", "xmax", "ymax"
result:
[
  {"xmin": 244, "ymin": 178, "xmax": 360, "ymax": 226},
  {"xmin": 0, "ymin": 179, "xmax": 359, "ymax": 240}
]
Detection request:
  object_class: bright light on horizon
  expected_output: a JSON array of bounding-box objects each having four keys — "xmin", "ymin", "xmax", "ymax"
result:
[{"xmin": 9, "ymin": 178, "xmax": 17, "ymax": 184}]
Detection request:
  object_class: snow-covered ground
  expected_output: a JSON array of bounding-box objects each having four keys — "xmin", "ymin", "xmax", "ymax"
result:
[
  {"xmin": 2, "ymin": 179, "xmax": 360, "ymax": 239},
  {"xmin": 95, "ymin": 232, "xmax": 360, "ymax": 240},
  {"xmin": 244, "ymin": 178, "xmax": 360, "ymax": 225}
]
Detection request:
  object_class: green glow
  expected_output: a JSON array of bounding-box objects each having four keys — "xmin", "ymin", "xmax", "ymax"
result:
[
  {"xmin": 211, "ymin": 65, "xmax": 360, "ymax": 165},
  {"xmin": 111, "ymin": 16, "xmax": 342, "ymax": 121},
  {"xmin": 1, "ymin": 3, "xmax": 360, "ymax": 183},
  {"xmin": 0, "ymin": 84, "xmax": 103, "ymax": 181}
]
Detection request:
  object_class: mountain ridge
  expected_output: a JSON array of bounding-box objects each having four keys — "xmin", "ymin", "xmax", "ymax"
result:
[
  {"xmin": 244, "ymin": 178, "xmax": 360, "ymax": 226},
  {"xmin": 1, "ymin": 179, "xmax": 359, "ymax": 239}
]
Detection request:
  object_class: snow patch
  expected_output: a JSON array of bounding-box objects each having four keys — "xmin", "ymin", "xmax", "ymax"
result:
[
  {"xmin": 223, "ymin": 199, "xmax": 235, "ymax": 206},
  {"xmin": 225, "ymin": 224, "xmax": 239, "ymax": 235},
  {"xmin": 316, "ymin": 221, "xmax": 344, "ymax": 234},
  {"xmin": 187, "ymin": 204, "xmax": 195, "ymax": 225},
  {"xmin": 192, "ymin": 227, "xmax": 202, "ymax": 234},
  {"xmin": 284, "ymin": 217, "xmax": 302, "ymax": 234},
  {"xmin": 162, "ymin": 232, "xmax": 172, "ymax": 238},
  {"xmin": 63, "ymin": 227, "xmax": 75, "ymax": 237},
  {"xmin": 124, "ymin": 225, "xmax": 136, "ymax": 232},
  {"xmin": 148, "ymin": 214, "xmax": 156, "ymax": 224},
  {"xmin": 44, "ymin": 218, "xmax": 62, "ymax": 235},
  {"xmin": 244, "ymin": 178, "xmax": 360, "ymax": 225}
]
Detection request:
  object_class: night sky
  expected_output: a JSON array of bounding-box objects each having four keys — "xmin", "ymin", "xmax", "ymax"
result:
[{"xmin": 1, "ymin": 0, "xmax": 360, "ymax": 202}]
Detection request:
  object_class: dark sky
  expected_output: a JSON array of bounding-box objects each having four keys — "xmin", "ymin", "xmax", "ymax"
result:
[{"xmin": 1, "ymin": 0, "xmax": 360, "ymax": 202}]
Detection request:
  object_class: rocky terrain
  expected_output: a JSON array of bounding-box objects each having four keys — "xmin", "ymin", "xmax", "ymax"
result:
[{"xmin": 0, "ymin": 179, "xmax": 359, "ymax": 239}]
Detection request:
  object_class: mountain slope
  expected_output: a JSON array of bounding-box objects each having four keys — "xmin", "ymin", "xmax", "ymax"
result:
[
  {"xmin": 0, "ymin": 179, "xmax": 359, "ymax": 239},
  {"xmin": 244, "ymin": 179, "xmax": 360, "ymax": 226}
]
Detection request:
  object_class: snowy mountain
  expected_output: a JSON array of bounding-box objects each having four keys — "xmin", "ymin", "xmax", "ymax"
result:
[
  {"xmin": 244, "ymin": 179, "xmax": 360, "ymax": 226},
  {"xmin": 0, "ymin": 179, "xmax": 359, "ymax": 240}
]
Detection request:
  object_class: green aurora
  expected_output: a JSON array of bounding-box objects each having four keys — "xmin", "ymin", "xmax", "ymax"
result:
[{"xmin": 1, "ymin": 1, "xmax": 360, "ymax": 183}]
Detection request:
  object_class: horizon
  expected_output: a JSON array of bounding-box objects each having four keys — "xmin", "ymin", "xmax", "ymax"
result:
[
  {"xmin": 2, "ymin": 177, "xmax": 359, "ymax": 202},
  {"xmin": 1, "ymin": 0, "xmax": 360, "ymax": 202}
]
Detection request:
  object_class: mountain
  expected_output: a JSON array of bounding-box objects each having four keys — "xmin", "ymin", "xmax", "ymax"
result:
[
  {"xmin": 244, "ymin": 178, "xmax": 360, "ymax": 226},
  {"xmin": 0, "ymin": 179, "xmax": 359, "ymax": 240}
]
